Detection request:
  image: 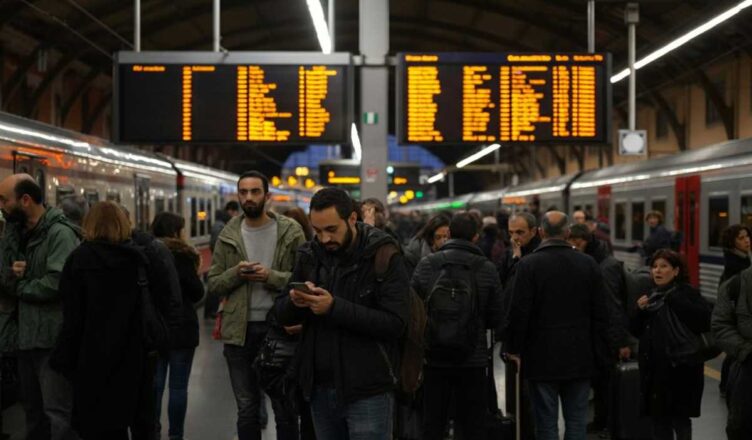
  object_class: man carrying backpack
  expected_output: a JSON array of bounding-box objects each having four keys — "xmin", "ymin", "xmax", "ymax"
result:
[
  {"xmin": 411, "ymin": 212, "xmax": 504, "ymax": 440},
  {"xmin": 712, "ymin": 264, "xmax": 752, "ymax": 439}
]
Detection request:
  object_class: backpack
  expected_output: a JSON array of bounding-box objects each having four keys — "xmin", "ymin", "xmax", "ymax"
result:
[
  {"xmin": 135, "ymin": 251, "xmax": 170, "ymax": 353},
  {"xmin": 424, "ymin": 253, "xmax": 484, "ymax": 362},
  {"xmin": 374, "ymin": 244, "xmax": 426, "ymax": 395}
]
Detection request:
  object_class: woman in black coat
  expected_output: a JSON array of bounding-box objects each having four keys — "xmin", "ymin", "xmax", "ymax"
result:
[
  {"xmin": 719, "ymin": 224, "xmax": 751, "ymax": 285},
  {"xmin": 151, "ymin": 212, "xmax": 205, "ymax": 440},
  {"xmin": 50, "ymin": 201, "xmax": 154, "ymax": 439},
  {"xmin": 634, "ymin": 249, "xmax": 712, "ymax": 440}
]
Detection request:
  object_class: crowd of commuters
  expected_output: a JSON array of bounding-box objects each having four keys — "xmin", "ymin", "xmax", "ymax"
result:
[{"xmin": 0, "ymin": 168, "xmax": 748, "ymax": 440}]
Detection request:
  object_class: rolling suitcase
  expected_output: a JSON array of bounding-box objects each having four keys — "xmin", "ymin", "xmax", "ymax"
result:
[{"xmin": 610, "ymin": 361, "xmax": 652, "ymax": 440}]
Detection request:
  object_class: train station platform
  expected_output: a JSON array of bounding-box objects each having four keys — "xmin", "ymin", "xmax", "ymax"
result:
[{"xmin": 0, "ymin": 314, "xmax": 730, "ymax": 440}]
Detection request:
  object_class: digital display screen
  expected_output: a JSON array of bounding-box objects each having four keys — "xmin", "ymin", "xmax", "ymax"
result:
[
  {"xmin": 320, "ymin": 162, "xmax": 361, "ymax": 186},
  {"xmin": 389, "ymin": 165, "xmax": 420, "ymax": 187},
  {"xmin": 114, "ymin": 52, "xmax": 351, "ymax": 144},
  {"xmin": 397, "ymin": 52, "xmax": 611, "ymax": 145}
]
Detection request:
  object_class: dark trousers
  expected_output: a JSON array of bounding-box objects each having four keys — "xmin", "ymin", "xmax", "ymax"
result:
[
  {"xmin": 310, "ymin": 387, "xmax": 393, "ymax": 440},
  {"xmin": 592, "ymin": 367, "xmax": 611, "ymax": 428},
  {"xmin": 652, "ymin": 417, "xmax": 691, "ymax": 440},
  {"xmin": 80, "ymin": 429, "xmax": 129, "ymax": 440},
  {"xmin": 155, "ymin": 348, "xmax": 196, "ymax": 439},
  {"xmin": 727, "ymin": 359, "xmax": 752, "ymax": 440},
  {"xmin": 224, "ymin": 323, "xmax": 298, "ymax": 440},
  {"xmin": 17, "ymin": 348, "xmax": 77, "ymax": 440},
  {"xmin": 422, "ymin": 366, "xmax": 487, "ymax": 440}
]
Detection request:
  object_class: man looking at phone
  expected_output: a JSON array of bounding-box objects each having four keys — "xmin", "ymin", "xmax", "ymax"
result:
[
  {"xmin": 208, "ymin": 170, "xmax": 306, "ymax": 440},
  {"xmin": 277, "ymin": 187, "xmax": 409, "ymax": 440}
]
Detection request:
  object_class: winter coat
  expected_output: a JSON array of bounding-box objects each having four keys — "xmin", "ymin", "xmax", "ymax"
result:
[
  {"xmin": 633, "ymin": 283, "xmax": 711, "ymax": 418},
  {"xmin": 720, "ymin": 248, "xmax": 751, "ymax": 286},
  {"xmin": 161, "ymin": 238, "xmax": 204, "ymax": 349},
  {"xmin": 0, "ymin": 207, "xmax": 80, "ymax": 350},
  {"xmin": 507, "ymin": 239, "xmax": 610, "ymax": 381},
  {"xmin": 49, "ymin": 241, "xmax": 151, "ymax": 434},
  {"xmin": 641, "ymin": 224, "xmax": 672, "ymax": 264},
  {"xmin": 497, "ymin": 235, "xmax": 541, "ymax": 289},
  {"xmin": 277, "ymin": 222, "xmax": 410, "ymax": 404},
  {"xmin": 411, "ymin": 239, "xmax": 504, "ymax": 368},
  {"xmin": 208, "ymin": 212, "xmax": 306, "ymax": 347},
  {"xmin": 713, "ymin": 265, "xmax": 752, "ymax": 362}
]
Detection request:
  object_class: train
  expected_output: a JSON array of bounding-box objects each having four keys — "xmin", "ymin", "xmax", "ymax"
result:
[
  {"xmin": 394, "ymin": 137, "xmax": 752, "ymax": 299},
  {"xmin": 0, "ymin": 111, "xmax": 312, "ymax": 273}
]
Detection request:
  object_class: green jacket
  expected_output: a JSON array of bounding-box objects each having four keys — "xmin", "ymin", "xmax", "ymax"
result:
[
  {"xmin": 208, "ymin": 211, "xmax": 306, "ymax": 346},
  {"xmin": 0, "ymin": 207, "xmax": 80, "ymax": 351}
]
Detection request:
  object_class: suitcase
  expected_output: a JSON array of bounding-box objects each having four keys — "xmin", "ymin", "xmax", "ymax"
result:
[{"xmin": 610, "ymin": 361, "xmax": 652, "ymax": 440}]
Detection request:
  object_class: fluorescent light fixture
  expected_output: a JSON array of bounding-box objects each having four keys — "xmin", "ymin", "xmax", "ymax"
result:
[
  {"xmin": 350, "ymin": 123, "xmax": 362, "ymax": 161},
  {"xmin": 306, "ymin": 0, "xmax": 332, "ymax": 54},
  {"xmin": 611, "ymin": 0, "xmax": 752, "ymax": 83},
  {"xmin": 456, "ymin": 143, "xmax": 501, "ymax": 169},
  {"xmin": 427, "ymin": 172, "xmax": 445, "ymax": 184}
]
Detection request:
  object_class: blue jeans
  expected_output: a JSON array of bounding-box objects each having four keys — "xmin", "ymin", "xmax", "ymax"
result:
[
  {"xmin": 529, "ymin": 379, "xmax": 590, "ymax": 440},
  {"xmin": 310, "ymin": 387, "xmax": 393, "ymax": 440},
  {"xmin": 154, "ymin": 348, "xmax": 195, "ymax": 439}
]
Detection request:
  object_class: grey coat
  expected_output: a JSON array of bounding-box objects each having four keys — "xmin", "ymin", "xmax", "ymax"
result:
[{"xmin": 712, "ymin": 265, "xmax": 752, "ymax": 362}]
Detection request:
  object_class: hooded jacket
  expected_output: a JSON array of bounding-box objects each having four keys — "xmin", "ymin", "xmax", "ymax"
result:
[
  {"xmin": 713, "ymin": 265, "xmax": 752, "ymax": 363},
  {"xmin": 208, "ymin": 211, "xmax": 306, "ymax": 346},
  {"xmin": 276, "ymin": 222, "xmax": 410, "ymax": 404},
  {"xmin": 720, "ymin": 248, "xmax": 751, "ymax": 286},
  {"xmin": 0, "ymin": 207, "xmax": 80, "ymax": 350}
]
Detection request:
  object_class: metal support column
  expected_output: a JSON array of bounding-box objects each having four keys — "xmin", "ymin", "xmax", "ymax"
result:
[
  {"xmin": 626, "ymin": 3, "xmax": 639, "ymax": 131},
  {"xmin": 134, "ymin": 0, "xmax": 141, "ymax": 51},
  {"xmin": 213, "ymin": 0, "xmax": 221, "ymax": 52},
  {"xmin": 328, "ymin": 0, "xmax": 335, "ymax": 51},
  {"xmin": 358, "ymin": 0, "xmax": 388, "ymax": 201},
  {"xmin": 587, "ymin": 0, "xmax": 595, "ymax": 53}
]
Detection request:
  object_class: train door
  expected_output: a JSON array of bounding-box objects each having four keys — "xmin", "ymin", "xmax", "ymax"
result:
[
  {"xmin": 134, "ymin": 175, "xmax": 151, "ymax": 232},
  {"xmin": 13, "ymin": 151, "xmax": 48, "ymax": 203},
  {"xmin": 675, "ymin": 175, "xmax": 701, "ymax": 287},
  {"xmin": 597, "ymin": 185, "xmax": 612, "ymax": 224}
]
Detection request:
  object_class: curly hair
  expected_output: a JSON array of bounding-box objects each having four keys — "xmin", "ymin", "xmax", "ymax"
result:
[
  {"xmin": 720, "ymin": 224, "xmax": 751, "ymax": 250},
  {"xmin": 650, "ymin": 248, "xmax": 689, "ymax": 284}
]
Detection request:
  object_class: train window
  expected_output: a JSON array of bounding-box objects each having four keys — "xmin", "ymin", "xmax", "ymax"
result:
[
  {"xmin": 168, "ymin": 197, "xmax": 175, "ymax": 213},
  {"xmin": 615, "ymin": 202, "xmax": 626, "ymax": 240},
  {"xmin": 207, "ymin": 200, "xmax": 213, "ymax": 232},
  {"xmin": 708, "ymin": 196, "xmax": 729, "ymax": 248},
  {"xmin": 84, "ymin": 190, "xmax": 99, "ymax": 206},
  {"xmin": 651, "ymin": 200, "xmax": 666, "ymax": 220},
  {"xmin": 199, "ymin": 199, "xmax": 206, "ymax": 236},
  {"xmin": 56, "ymin": 186, "xmax": 75, "ymax": 206},
  {"xmin": 155, "ymin": 197, "xmax": 165, "ymax": 215},
  {"xmin": 631, "ymin": 202, "xmax": 645, "ymax": 241},
  {"xmin": 106, "ymin": 190, "xmax": 121, "ymax": 203},
  {"xmin": 190, "ymin": 198, "xmax": 197, "ymax": 238},
  {"xmin": 34, "ymin": 169, "xmax": 46, "ymax": 203},
  {"xmin": 742, "ymin": 195, "xmax": 752, "ymax": 227}
]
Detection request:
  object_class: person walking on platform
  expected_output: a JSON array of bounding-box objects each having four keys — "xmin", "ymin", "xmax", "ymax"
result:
[
  {"xmin": 208, "ymin": 171, "xmax": 306, "ymax": 440},
  {"xmin": 713, "ymin": 263, "xmax": 752, "ymax": 440},
  {"xmin": 0, "ymin": 175, "xmax": 80, "ymax": 440},
  {"xmin": 404, "ymin": 213, "xmax": 451, "ymax": 277},
  {"xmin": 506, "ymin": 211, "xmax": 610, "ymax": 440},
  {"xmin": 411, "ymin": 212, "xmax": 503, "ymax": 440},
  {"xmin": 635, "ymin": 249, "xmax": 711, "ymax": 440},
  {"xmin": 151, "ymin": 212, "xmax": 205, "ymax": 440},
  {"xmin": 277, "ymin": 188, "xmax": 410, "ymax": 440}
]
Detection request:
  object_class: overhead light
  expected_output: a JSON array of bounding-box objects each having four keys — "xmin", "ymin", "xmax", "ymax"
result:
[
  {"xmin": 611, "ymin": 0, "xmax": 752, "ymax": 83},
  {"xmin": 456, "ymin": 143, "xmax": 501, "ymax": 169},
  {"xmin": 427, "ymin": 172, "xmax": 445, "ymax": 184},
  {"xmin": 306, "ymin": 0, "xmax": 332, "ymax": 54},
  {"xmin": 350, "ymin": 123, "xmax": 362, "ymax": 162}
]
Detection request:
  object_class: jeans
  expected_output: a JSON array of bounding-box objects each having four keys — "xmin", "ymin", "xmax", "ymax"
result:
[
  {"xmin": 652, "ymin": 416, "xmax": 691, "ymax": 440},
  {"xmin": 421, "ymin": 367, "xmax": 486, "ymax": 440},
  {"xmin": 529, "ymin": 379, "xmax": 590, "ymax": 440},
  {"xmin": 224, "ymin": 323, "xmax": 298, "ymax": 440},
  {"xmin": 310, "ymin": 387, "xmax": 393, "ymax": 440},
  {"xmin": 17, "ymin": 349, "xmax": 78, "ymax": 440},
  {"xmin": 155, "ymin": 348, "xmax": 196, "ymax": 439}
]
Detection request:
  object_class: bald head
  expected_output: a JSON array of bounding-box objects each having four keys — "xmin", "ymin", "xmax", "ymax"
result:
[
  {"xmin": 540, "ymin": 211, "xmax": 569, "ymax": 239},
  {"xmin": 0, "ymin": 174, "xmax": 44, "ymax": 227}
]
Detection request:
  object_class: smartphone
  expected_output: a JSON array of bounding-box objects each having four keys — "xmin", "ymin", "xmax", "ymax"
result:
[
  {"xmin": 240, "ymin": 267, "xmax": 257, "ymax": 274},
  {"xmin": 290, "ymin": 282, "xmax": 316, "ymax": 295}
]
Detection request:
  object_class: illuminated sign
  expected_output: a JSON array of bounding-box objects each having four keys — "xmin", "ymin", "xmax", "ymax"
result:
[
  {"xmin": 397, "ymin": 52, "xmax": 611, "ymax": 145},
  {"xmin": 320, "ymin": 161, "xmax": 361, "ymax": 186},
  {"xmin": 114, "ymin": 52, "xmax": 352, "ymax": 145},
  {"xmin": 388, "ymin": 164, "xmax": 420, "ymax": 188}
]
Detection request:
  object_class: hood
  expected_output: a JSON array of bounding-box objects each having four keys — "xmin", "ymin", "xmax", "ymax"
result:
[
  {"xmin": 219, "ymin": 210, "xmax": 296, "ymax": 247},
  {"xmin": 160, "ymin": 237, "xmax": 200, "ymax": 268},
  {"xmin": 71, "ymin": 240, "xmax": 145, "ymax": 271},
  {"xmin": 724, "ymin": 248, "xmax": 751, "ymax": 262},
  {"xmin": 8, "ymin": 206, "xmax": 81, "ymax": 241},
  {"xmin": 438, "ymin": 239, "xmax": 484, "ymax": 256},
  {"xmin": 533, "ymin": 238, "xmax": 573, "ymax": 253},
  {"xmin": 585, "ymin": 238, "xmax": 611, "ymax": 264},
  {"xmin": 310, "ymin": 222, "xmax": 398, "ymax": 264}
]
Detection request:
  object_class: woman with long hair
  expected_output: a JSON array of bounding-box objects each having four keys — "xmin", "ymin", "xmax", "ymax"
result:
[
  {"xmin": 151, "ymin": 212, "xmax": 205, "ymax": 440},
  {"xmin": 403, "ymin": 212, "xmax": 451, "ymax": 276},
  {"xmin": 634, "ymin": 249, "xmax": 712, "ymax": 440}
]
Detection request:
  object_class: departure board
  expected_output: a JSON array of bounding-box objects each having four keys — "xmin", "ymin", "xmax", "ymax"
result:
[
  {"xmin": 114, "ymin": 52, "xmax": 352, "ymax": 144},
  {"xmin": 397, "ymin": 53, "xmax": 611, "ymax": 145}
]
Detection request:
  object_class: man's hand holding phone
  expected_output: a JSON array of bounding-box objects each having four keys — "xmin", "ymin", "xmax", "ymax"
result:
[
  {"xmin": 289, "ymin": 281, "xmax": 334, "ymax": 315},
  {"xmin": 237, "ymin": 261, "xmax": 270, "ymax": 282}
]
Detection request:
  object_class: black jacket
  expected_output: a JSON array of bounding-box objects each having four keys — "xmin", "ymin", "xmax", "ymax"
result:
[
  {"xmin": 277, "ymin": 223, "xmax": 410, "ymax": 404},
  {"xmin": 642, "ymin": 224, "xmax": 672, "ymax": 264},
  {"xmin": 161, "ymin": 238, "xmax": 205, "ymax": 349},
  {"xmin": 507, "ymin": 239, "xmax": 610, "ymax": 381},
  {"xmin": 411, "ymin": 239, "xmax": 504, "ymax": 368},
  {"xmin": 497, "ymin": 235, "xmax": 541, "ymax": 289},
  {"xmin": 720, "ymin": 249, "xmax": 751, "ymax": 285},
  {"xmin": 132, "ymin": 231, "xmax": 182, "ymax": 329},
  {"xmin": 633, "ymin": 283, "xmax": 711, "ymax": 418},
  {"xmin": 50, "ymin": 241, "xmax": 151, "ymax": 434}
]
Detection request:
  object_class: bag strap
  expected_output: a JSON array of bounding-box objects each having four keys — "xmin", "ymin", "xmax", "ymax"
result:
[{"xmin": 373, "ymin": 243, "xmax": 400, "ymax": 281}]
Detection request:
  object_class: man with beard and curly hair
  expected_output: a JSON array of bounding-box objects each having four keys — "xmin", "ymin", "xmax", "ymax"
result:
[{"xmin": 208, "ymin": 171, "xmax": 306, "ymax": 440}]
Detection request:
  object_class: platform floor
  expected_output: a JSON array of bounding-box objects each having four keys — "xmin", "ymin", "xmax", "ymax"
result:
[{"xmin": 1, "ymin": 314, "xmax": 730, "ymax": 439}]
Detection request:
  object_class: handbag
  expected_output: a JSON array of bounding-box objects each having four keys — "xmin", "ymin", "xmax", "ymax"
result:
[
  {"xmin": 254, "ymin": 332, "xmax": 298, "ymax": 401},
  {"xmin": 662, "ymin": 303, "xmax": 720, "ymax": 365},
  {"xmin": 212, "ymin": 298, "xmax": 227, "ymax": 341}
]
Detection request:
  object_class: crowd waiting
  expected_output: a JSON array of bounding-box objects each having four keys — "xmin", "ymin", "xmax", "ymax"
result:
[{"xmin": 0, "ymin": 169, "xmax": 749, "ymax": 440}]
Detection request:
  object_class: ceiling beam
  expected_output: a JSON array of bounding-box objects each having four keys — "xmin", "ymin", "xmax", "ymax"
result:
[{"xmin": 650, "ymin": 90, "xmax": 687, "ymax": 151}]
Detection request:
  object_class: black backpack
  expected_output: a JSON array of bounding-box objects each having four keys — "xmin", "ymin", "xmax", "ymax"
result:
[
  {"xmin": 135, "ymin": 251, "xmax": 170, "ymax": 353},
  {"xmin": 424, "ymin": 253, "xmax": 484, "ymax": 362}
]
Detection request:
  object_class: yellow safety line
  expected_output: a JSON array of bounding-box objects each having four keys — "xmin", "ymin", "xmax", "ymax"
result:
[{"xmin": 704, "ymin": 365, "xmax": 721, "ymax": 381}]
